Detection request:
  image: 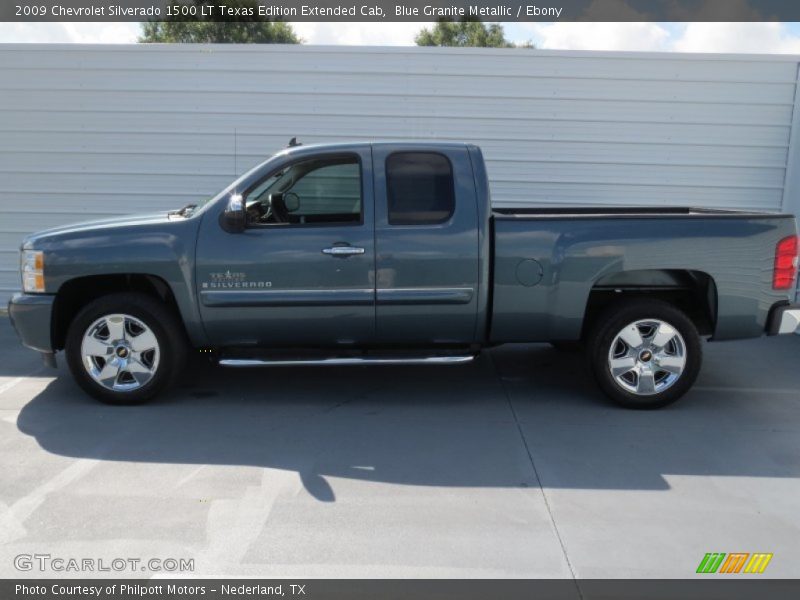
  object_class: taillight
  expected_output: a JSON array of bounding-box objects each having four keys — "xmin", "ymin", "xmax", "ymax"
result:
[{"xmin": 773, "ymin": 235, "xmax": 799, "ymax": 290}]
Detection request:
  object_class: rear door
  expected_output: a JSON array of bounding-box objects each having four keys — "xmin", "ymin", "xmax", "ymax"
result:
[{"xmin": 372, "ymin": 146, "xmax": 480, "ymax": 345}]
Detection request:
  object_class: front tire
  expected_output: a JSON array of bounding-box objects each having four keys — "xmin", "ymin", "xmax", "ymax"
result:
[
  {"xmin": 65, "ymin": 293, "xmax": 187, "ymax": 404},
  {"xmin": 587, "ymin": 299, "xmax": 702, "ymax": 409}
]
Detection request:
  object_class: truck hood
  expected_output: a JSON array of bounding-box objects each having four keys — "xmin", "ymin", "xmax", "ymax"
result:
[{"xmin": 22, "ymin": 212, "xmax": 185, "ymax": 249}]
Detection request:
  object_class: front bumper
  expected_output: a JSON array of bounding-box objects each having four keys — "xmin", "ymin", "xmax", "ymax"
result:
[
  {"xmin": 7, "ymin": 292, "xmax": 55, "ymax": 353},
  {"xmin": 766, "ymin": 303, "xmax": 800, "ymax": 335}
]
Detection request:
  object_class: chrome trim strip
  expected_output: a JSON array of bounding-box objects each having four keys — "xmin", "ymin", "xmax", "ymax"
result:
[
  {"xmin": 219, "ymin": 355, "xmax": 476, "ymax": 367},
  {"xmin": 376, "ymin": 287, "xmax": 474, "ymax": 305},
  {"xmin": 200, "ymin": 288, "xmax": 374, "ymax": 308}
]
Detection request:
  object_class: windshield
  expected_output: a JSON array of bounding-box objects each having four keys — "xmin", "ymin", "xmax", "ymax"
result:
[
  {"xmin": 246, "ymin": 169, "xmax": 289, "ymax": 207},
  {"xmin": 183, "ymin": 152, "xmax": 287, "ymax": 215}
]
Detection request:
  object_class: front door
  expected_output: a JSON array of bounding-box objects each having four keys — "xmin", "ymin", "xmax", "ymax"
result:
[
  {"xmin": 195, "ymin": 149, "xmax": 375, "ymax": 347},
  {"xmin": 372, "ymin": 146, "xmax": 480, "ymax": 345}
]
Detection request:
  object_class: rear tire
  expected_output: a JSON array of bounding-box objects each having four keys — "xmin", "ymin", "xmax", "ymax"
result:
[
  {"xmin": 65, "ymin": 293, "xmax": 187, "ymax": 404},
  {"xmin": 587, "ymin": 299, "xmax": 702, "ymax": 409}
]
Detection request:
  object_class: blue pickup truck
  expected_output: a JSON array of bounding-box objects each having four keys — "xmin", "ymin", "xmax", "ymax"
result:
[{"xmin": 8, "ymin": 141, "xmax": 800, "ymax": 408}]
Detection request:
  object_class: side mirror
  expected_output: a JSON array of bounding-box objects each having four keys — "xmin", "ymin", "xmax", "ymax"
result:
[{"xmin": 220, "ymin": 194, "xmax": 245, "ymax": 233}]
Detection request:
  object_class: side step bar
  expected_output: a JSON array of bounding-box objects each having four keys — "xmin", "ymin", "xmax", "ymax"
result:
[{"xmin": 219, "ymin": 355, "xmax": 476, "ymax": 367}]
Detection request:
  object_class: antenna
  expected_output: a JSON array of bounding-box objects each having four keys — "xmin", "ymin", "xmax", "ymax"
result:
[
  {"xmin": 288, "ymin": 137, "xmax": 301, "ymax": 147},
  {"xmin": 234, "ymin": 128, "xmax": 238, "ymax": 176}
]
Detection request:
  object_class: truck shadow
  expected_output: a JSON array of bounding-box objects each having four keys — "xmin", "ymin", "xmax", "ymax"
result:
[{"xmin": 14, "ymin": 336, "xmax": 800, "ymax": 501}]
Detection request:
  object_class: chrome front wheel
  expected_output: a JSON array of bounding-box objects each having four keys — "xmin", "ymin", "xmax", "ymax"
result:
[
  {"xmin": 81, "ymin": 313, "xmax": 161, "ymax": 392},
  {"xmin": 66, "ymin": 293, "xmax": 187, "ymax": 404}
]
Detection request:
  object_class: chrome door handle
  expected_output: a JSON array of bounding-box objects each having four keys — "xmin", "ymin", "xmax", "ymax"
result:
[{"xmin": 322, "ymin": 246, "xmax": 365, "ymax": 256}]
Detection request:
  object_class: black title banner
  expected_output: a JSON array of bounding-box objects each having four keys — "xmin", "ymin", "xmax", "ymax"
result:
[
  {"xmin": 4, "ymin": 0, "xmax": 800, "ymax": 22},
  {"xmin": 5, "ymin": 579, "xmax": 800, "ymax": 600}
]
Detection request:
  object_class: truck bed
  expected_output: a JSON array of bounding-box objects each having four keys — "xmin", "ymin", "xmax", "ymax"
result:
[{"xmin": 489, "ymin": 208, "xmax": 797, "ymax": 344}]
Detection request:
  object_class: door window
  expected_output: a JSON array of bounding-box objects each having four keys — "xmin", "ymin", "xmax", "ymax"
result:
[{"xmin": 246, "ymin": 156, "xmax": 362, "ymax": 226}]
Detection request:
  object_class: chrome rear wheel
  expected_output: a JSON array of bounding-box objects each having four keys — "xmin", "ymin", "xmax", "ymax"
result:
[
  {"xmin": 588, "ymin": 299, "xmax": 701, "ymax": 409},
  {"xmin": 607, "ymin": 319, "xmax": 687, "ymax": 396}
]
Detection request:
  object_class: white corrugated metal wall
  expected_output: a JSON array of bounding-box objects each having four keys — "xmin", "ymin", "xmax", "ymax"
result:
[{"xmin": 1, "ymin": 44, "xmax": 799, "ymax": 303}]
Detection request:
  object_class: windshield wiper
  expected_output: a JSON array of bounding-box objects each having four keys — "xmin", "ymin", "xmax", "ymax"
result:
[{"xmin": 169, "ymin": 203, "xmax": 197, "ymax": 217}]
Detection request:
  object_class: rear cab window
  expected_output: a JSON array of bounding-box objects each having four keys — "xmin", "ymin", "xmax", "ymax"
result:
[{"xmin": 386, "ymin": 152, "xmax": 455, "ymax": 225}]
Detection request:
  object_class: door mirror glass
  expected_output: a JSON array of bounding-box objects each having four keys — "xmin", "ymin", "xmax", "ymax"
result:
[
  {"xmin": 220, "ymin": 194, "xmax": 246, "ymax": 233},
  {"xmin": 283, "ymin": 192, "xmax": 301, "ymax": 213}
]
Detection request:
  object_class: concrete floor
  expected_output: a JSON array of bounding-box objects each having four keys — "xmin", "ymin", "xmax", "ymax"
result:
[{"xmin": 0, "ymin": 319, "xmax": 799, "ymax": 579}]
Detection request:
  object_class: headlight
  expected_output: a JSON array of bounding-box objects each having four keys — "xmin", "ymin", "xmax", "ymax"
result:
[{"xmin": 21, "ymin": 250, "xmax": 45, "ymax": 293}]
